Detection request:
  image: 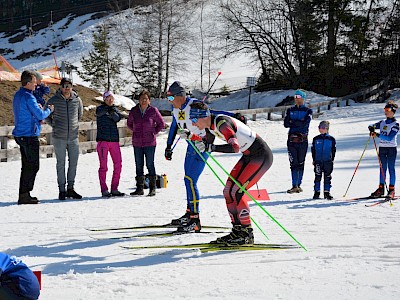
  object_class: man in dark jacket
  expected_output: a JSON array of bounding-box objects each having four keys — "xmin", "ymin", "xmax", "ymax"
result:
[
  {"xmin": 47, "ymin": 77, "xmax": 83, "ymax": 200},
  {"xmin": 96, "ymin": 91, "xmax": 125, "ymax": 197},
  {"xmin": 12, "ymin": 70, "xmax": 54, "ymax": 204},
  {"xmin": 284, "ymin": 89, "xmax": 312, "ymax": 193}
]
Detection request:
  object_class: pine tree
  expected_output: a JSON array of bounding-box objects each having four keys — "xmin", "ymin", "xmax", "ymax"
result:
[{"xmin": 78, "ymin": 23, "xmax": 124, "ymax": 92}]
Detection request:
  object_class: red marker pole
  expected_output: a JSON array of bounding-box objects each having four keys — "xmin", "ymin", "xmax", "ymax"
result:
[{"xmin": 202, "ymin": 71, "xmax": 222, "ymax": 102}]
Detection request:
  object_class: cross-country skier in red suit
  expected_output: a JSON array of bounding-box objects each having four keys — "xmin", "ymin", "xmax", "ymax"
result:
[{"xmin": 179, "ymin": 102, "xmax": 273, "ymax": 245}]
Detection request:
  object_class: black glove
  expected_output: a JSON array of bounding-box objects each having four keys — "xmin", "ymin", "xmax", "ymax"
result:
[
  {"xmin": 368, "ymin": 125, "xmax": 375, "ymax": 133},
  {"xmin": 233, "ymin": 112, "xmax": 247, "ymax": 124},
  {"xmin": 164, "ymin": 146, "xmax": 173, "ymax": 160}
]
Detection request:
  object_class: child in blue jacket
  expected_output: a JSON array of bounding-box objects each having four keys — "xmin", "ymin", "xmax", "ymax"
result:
[{"xmin": 311, "ymin": 121, "xmax": 336, "ymax": 200}]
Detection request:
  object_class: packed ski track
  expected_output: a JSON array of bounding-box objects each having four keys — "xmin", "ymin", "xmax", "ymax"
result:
[{"xmin": 1, "ymin": 101, "xmax": 400, "ymax": 299}]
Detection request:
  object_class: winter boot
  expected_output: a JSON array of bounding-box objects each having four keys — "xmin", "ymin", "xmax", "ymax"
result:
[
  {"xmin": 130, "ymin": 176, "xmax": 145, "ymax": 196},
  {"xmin": 66, "ymin": 188, "xmax": 82, "ymax": 199},
  {"xmin": 313, "ymin": 191, "xmax": 320, "ymax": 199},
  {"xmin": 287, "ymin": 186, "xmax": 302, "ymax": 194},
  {"xmin": 111, "ymin": 190, "xmax": 125, "ymax": 197},
  {"xmin": 171, "ymin": 208, "xmax": 191, "ymax": 226},
  {"xmin": 324, "ymin": 191, "xmax": 333, "ymax": 200},
  {"xmin": 59, "ymin": 191, "xmax": 66, "ymax": 200},
  {"xmin": 177, "ymin": 213, "xmax": 201, "ymax": 233},
  {"xmin": 148, "ymin": 176, "xmax": 156, "ymax": 197},
  {"xmin": 370, "ymin": 184, "xmax": 384, "ymax": 198},
  {"xmin": 18, "ymin": 192, "xmax": 39, "ymax": 205},
  {"xmin": 211, "ymin": 225, "xmax": 254, "ymax": 245},
  {"xmin": 387, "ymin": 185, "xmax": 395, "ymax": 199},
  {"xmin": 102, "ymin": 190, "xmax": 112, "ymax": 198}
]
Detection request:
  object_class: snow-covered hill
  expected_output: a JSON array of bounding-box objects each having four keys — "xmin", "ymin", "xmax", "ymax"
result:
[{"xmin": 0, "ymin": 2, "xmax": 258, "ymax": 94}]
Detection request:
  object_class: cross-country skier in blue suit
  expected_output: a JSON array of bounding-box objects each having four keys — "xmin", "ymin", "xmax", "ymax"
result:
[
  {"xmin": 0, "ymin": 253, "xmax": 40, "ymax": 300},
  {"xmin": 284, "ymin": 89, "xmax": 313, "ymax": 193}
]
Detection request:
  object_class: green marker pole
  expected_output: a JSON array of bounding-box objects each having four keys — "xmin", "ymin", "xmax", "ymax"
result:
[{"xmin": 206, "ymin": 151, "xmax": 307, "ymax": 251}]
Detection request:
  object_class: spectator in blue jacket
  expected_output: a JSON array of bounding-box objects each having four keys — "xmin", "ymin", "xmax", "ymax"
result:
[
  {"xmin": 284, "ymin": 89, "xmax": 312, "ymax": 193},
  {"xmin": 311, "ymin": 121, "xmax": 336, "ymax": 200},
  {"xmin": 32, "ymin": 71, "xmax": 50, "ymax": 107},
  {"xmin": 12, "ymin": 70, "xmax": 54, "ymax": 205},
  {"xmin": 0, "ymin": 252, "xmax": 40, "ymax": 300}
]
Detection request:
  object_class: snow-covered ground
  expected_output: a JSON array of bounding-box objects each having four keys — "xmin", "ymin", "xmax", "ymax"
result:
[{"xmin": 1, "ymin": 98, "xmax": 400, "ymax": 299}]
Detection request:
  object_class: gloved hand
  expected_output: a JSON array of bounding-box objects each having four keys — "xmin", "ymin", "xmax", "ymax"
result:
[
  {"xmin": 194, "ymin": 141, "xmax": 213, "ymax": 153},
  {"xmin": 164, "ymin": 146, "xmax": 173, "ymax": 160},
  {"xmin": 370, "ymin": 132, "xmax": 379, "ymax": 138},
  {"xmin": 368, "ymin": 125, "xmax": 375, "ymax": 133},
  {"xmin": 233, "ymin": 112, "xmax": 247, "ymax": 124},
  {"xmin": 178, "ymin": 129, "xmax": 193, "ymax": 140}
]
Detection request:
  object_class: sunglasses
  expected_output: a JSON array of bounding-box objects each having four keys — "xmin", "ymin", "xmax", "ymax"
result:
[
  {"xmin": 167, "ymin": 95, "xmax": 175, "ymax": 101},
  {"xmin": 61, "ymin": 84, "xmax": 72, "ymax": 88},
  {"xmin": 319, "ymin": 126, "xmax": 327, "ymax": 129},
  {"xmin": 190, "ymin": 118, "xmax": 199, "ymax": 123},
  {"xmin": 384, "ymin": 107, "xmax": 393, "ymax": 112},
  {"xmin": 294, "ymin": 95, "xmax": 303, "ymax": 99}
]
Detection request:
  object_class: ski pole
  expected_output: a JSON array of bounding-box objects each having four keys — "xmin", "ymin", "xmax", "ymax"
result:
[
  {"xmin": 171, "ymin": 137, "xmax": 180, "ymax": 151},
  {"xmin": 202, "ymin": 71, "xmax": 222, "ymax": 102},
  {"xmin": 343, "ymin": 136, "xmax": 371, "ymax": 198},
  {"xmin": 372, "ymin": 136, "xmax": 390, "ymax": 195},
  {"xmin": 206, "ymin": 151, "xmax": 307, "ymax": 251},
  {"xmin": 186, "ymin": 139, "xmax": 270, "ymax": 241}
]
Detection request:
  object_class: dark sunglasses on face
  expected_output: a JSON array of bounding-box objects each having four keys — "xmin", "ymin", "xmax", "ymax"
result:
[
  {"xmin": 167, "ymin": 95, "xmax": 175, "ymax": 101},
  {"xmin": 190, "ymin": 118, "xmax": 198, "ymax": 123},
  {"xmin": 61, "ymin": 84, "xmax": 72, "ymax": 89},
  {"xmin": 319, "ymin": 126, "xmax": 327, "ymax": 129}
]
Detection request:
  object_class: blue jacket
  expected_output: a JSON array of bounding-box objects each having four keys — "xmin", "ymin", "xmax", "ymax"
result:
[
  {"xmin": 284, "ymin": 105, "xmax": 313, "ymax": 135},
  {"xmin": 312, "ymin": 133, "xmax": 336, "ymax": 162},
  {"xmin": 12, "ymin": 87, "xmax": 52, "ymax": 137},
  {"xmin": 0, "ymin": 253, "xmax": 40, "ymax": 299},
  {"xmin": 33, "ymin": 84, "xmax": 50, "ymax": 106},
  {"xmin": 96, "ymin": 104, "xmax": 122, "ymax": 142}
]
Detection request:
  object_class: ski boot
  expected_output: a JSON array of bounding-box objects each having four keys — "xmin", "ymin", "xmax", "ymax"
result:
[
  {"xmin": 313, "ymin": 191, "xmax": 320, "ymax": 199},
  {"xmin": 287, "ymin": 186, "xmax": 302, "ymax": 194},
  {"xmin": 370, "ymin": 184, "xmax": 384, "ymax": 198},
  {"xmin": 171, "ymin": 209, "xmax": 191, "ymax": 226},
  {"xmin": 324, "ymin": 191, "xmax": 333, "ymax": 200},
  {"xmin": 176, "ymin": 214, "xmax": 201, "ymax": 233},
  {"xmin": 387, "ymin": 185, "xmax": 395, "ymax": 199},
  {"xmin": 210, "ymin": 225, "xmax": 254, "ymax": 245}
]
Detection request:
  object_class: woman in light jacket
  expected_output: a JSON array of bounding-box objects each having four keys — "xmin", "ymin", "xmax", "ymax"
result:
[{"xmin": 127, "ymin": 90, "xmax": 165, "ymax": 196}]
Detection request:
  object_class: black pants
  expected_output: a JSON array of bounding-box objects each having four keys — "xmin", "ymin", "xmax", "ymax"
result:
[
  {"xmin": 15, "ymin": 136, "xmax": 40, "ymax": 195},
  {"xmin": 287, "ymin": 140, "xmax": 308, "ymax": 186}
]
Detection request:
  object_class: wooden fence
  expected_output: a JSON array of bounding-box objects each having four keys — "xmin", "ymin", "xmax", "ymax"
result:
[{"xmin": 0, "ymin": 77, "xmax": 390, "ymax": 162}]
